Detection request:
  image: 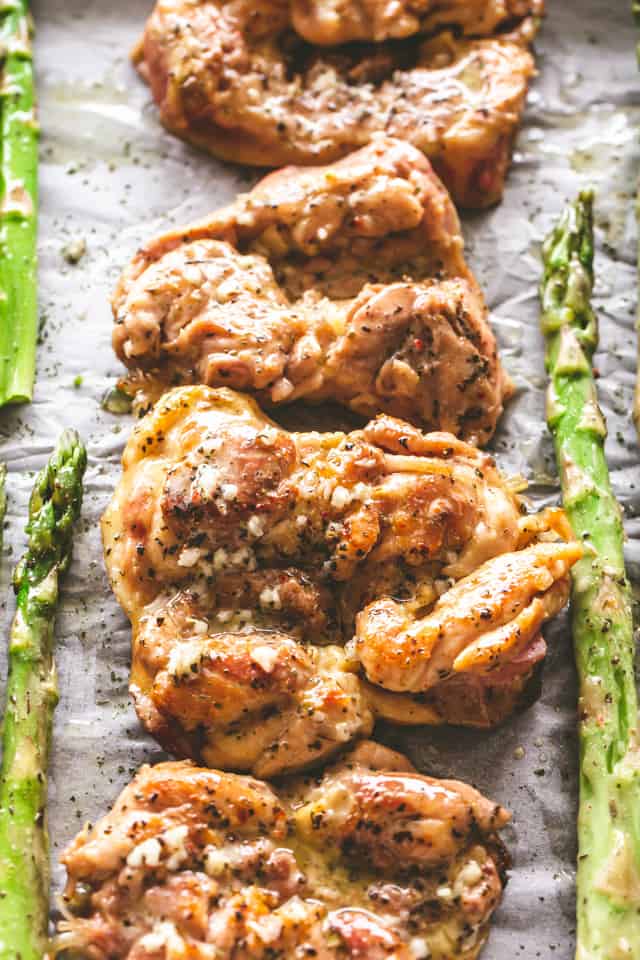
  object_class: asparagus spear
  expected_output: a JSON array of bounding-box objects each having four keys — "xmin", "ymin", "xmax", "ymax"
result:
[
  {"xmin": 541, "ymin": 192, "xmax": 640, "ymax": 959},
  {"xmin": 0, "ymin": 0, "xmax": 38, "ymax": 406},
  {"xmin": 0, "ymin": 431, "xmax": 87, "ymax": 960}
]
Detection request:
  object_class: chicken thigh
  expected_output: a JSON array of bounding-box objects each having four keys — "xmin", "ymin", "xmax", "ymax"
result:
[
  {"xmin": 102, "ymin": 385, "xmax": 581, "ymax": 776},
  {"xmin": 133, "ymin": 0, "xmax": 543, "ymax": 208},
  {"xmin": 57, "ymin": 742, "xmax": 510, "ymax": 960},
  {"xmin": 113, "ymin": 138, "xmax": 510, "ymax": 444},
  {"xmin": 292, "ymin": 0, "xmax": 544, "ymax": 44}
]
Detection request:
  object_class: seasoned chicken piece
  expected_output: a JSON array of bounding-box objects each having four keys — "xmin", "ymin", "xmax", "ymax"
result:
[
  {"xmin": 292, "ymin": 742, "xmax": 508, "ymax": 864},
  {"xmin": 292, "ymin": 0, "xmax": 544, "ymax": 45},
  {"xmin": 102, "ymin": 385, "xmax": 581, "ymax": 775},
  {"xmin": 133, "ymin": 605, "xmax": 374, "ymax": 776},
  {"xmin": 113, "ymin": 139, "xmax": 510, "ymax": 443},
  {"xmin": 354, "ymin": 540, "xmax": 579, "ymax": 691},
  {"xmin": 56, "ymin": 743, "xmax": 510, "ymax": 960},
  {"xmin": 133, "ymin": 0, "xmax": 541, "ymax": 208}
]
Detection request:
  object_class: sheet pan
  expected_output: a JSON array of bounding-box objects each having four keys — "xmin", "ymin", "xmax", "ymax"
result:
[{"xmin": 1, "ymin": 2, "xmax": 638, "ymax": 956}]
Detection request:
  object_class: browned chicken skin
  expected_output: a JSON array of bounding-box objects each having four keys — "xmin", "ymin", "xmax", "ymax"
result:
[
  {"xmin": 292, "ymin": 0, "xmax": 544, "ymax": 44},
  {"xmin": 133, "ymin": 0, "xmax": 542, "ymax": 208},
  {"xmin": 113, "ymin": 139, "xmax": 510, "ymax": 444},
  {"xmin": 101, "ymin": 385, "xmax": 581, "ymax": 776},
  {"xmin": 56, "ymin": 742, "xmax": 510, "ymax": 960}
]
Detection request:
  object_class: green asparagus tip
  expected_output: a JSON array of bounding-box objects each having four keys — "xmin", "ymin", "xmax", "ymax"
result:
[
  {"xmin": 13, "ymin": 430, "xmax": 87, "ymax": 593},
  {"xmin": 542, "ymin": 191, "xmax": 640, "ymax": 958},
  {"xmin": 0, "ymin": 430, "xmax": 86, "ymax": 960},
  {"xmin": 542, "ymin": 189, "xmax": 594, "ymax": 276},
  {"xmin": 541, "ymin": 190, "xmax": 597, "ymax": 358}
]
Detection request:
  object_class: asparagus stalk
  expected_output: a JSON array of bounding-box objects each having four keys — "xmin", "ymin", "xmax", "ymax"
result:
[
  {"xmin": 0, "ymin": 432, "xmax": 87, "ymax": 960},
  {"xmin": 541, "ymin": 192, "xmax": 640, "ymax": 960},
  {"xmin": 0, "ymin": 0, "xmax": 38, "ymax": 406}
]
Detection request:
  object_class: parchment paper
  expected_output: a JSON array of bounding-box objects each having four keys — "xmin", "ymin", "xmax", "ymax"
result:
[{"xmin": 0, "ymin": 2, "xmax": 637, "ymax": 956}]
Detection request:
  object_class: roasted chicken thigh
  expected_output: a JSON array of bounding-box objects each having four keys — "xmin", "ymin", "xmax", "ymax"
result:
[
  {"xmin": 133, "ymin": 0, "xmax": 543, "ymax": 208},
  {"xmin": 102, "ymin": 385, "xmax": 581, "ymax": 776},
  {"xmin": 57, "ymin": 742, "xmax": 510, "ymax": 960},
  {"xmin": 291, "ymin": 0, "xmax": 544, "ymax": 44},
  {"xmin": 113, "ymin": 138, "xmax": 510, "ymax": 444}
]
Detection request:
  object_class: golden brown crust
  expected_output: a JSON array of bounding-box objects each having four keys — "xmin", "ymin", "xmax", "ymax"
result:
[
  {"xmin": 113, "ymin": 138, "xmax": 511, "ymax": 444},
  {"xmin": 134, "ymin": 1, "xmax": 542, "ymax": 208},
  {"xmin": 57, "ymin": 745, "xmax": 510, "ymax": 960},
  {"xmin": 102, "ymin": 385, "xmax": 580, "ymax": 775},
  {"xmin": 291, "ymin": 0, "xmax": 545, "ymax": 45}
]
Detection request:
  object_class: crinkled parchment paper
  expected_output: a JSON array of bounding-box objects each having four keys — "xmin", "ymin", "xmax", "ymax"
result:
[{"xmin": 0, "ymin": 1, "xmax": 637, "ymax": 956}]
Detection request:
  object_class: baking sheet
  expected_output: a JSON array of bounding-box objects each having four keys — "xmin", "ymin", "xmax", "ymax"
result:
[{"xmin": 0, "ymin": 1, "xmax": 637, "ymax": 956}]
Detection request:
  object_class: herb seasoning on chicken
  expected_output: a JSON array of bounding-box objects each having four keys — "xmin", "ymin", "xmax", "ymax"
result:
[
  {"xmin": 113, "ymin": 138, "xmax": 511, "ymax": 444},
  {"xmin": 56, "ymin": 742, "xmax": 510, "ymax": 960},
  {"xmin": 101, "ymin": 384, "xmax": 581, "ymax": 777},
  {"xmin": 133, "ymin": 0, "xmax": 543, "ymax": 208},
  {"xmin": 291, "ymin": 0, "xmax": 544, "ymax": 45}
]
